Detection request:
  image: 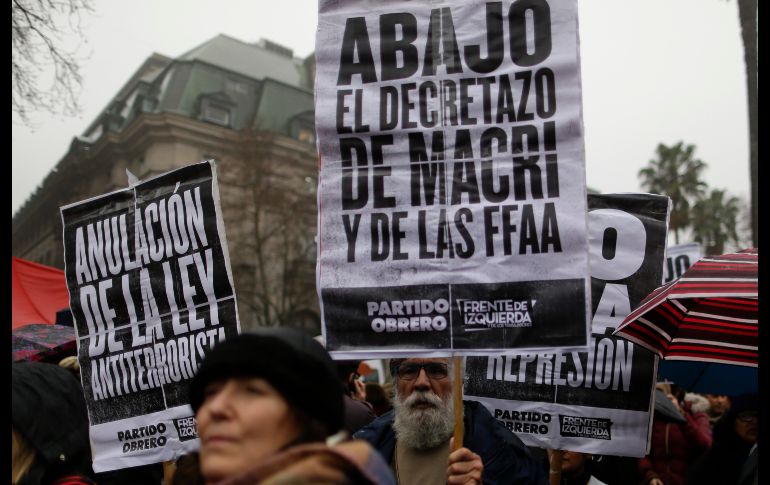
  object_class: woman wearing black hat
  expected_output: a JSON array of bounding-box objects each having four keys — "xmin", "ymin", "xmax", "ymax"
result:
[{"xmin": 188, "ymin": 327, "xmax": 395, "ymax": 485}]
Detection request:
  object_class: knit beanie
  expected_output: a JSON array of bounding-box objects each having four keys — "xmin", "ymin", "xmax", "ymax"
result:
[{"xmin": 189, "ymin": 327, "xmax": 344, "ymax": 436}]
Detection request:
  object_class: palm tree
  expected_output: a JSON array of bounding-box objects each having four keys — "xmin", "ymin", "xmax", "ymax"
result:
[
  {"xmin": 638, "ymin": 142, "xmax": 708, "ymax": 244},
  {"xmin": 736, "ymin": 0, "xmax": 757, "ymax": 247},
  {"xmin": 690, "ymin": 189, "xmax": 741, "ymax": 255}
]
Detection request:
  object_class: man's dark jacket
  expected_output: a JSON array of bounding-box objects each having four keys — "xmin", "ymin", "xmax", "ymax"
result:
[{"xmin": 353, "ymin": 400, "xmax": 547, "ymax": 485}]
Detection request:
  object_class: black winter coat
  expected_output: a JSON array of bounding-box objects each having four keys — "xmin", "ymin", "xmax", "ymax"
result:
[
  {"xmin": 12, "ymin": 362, "xmax": 96, "ymax": 485},
  {"xmin": 684, "ymin": 414, "xmax": 755, "ymax": 485},
  {"xmin": 353, "ymin": 400, "xmax": 547, "ymax": 485}
]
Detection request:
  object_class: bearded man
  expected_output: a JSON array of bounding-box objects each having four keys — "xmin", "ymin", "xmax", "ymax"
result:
[{"xmin": 354, "ymin": 358, "xmax": 546, "ymax": 485}]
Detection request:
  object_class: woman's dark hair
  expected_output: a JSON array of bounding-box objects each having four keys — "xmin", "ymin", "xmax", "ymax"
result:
[
  {"xmin": 336, "ymin": 360, "xmax": 362, "ymax": 397},
  {"xmin": 171, "ymin": 453, "xmax": 204, "ymax": 485},
  {"xmin": 284, "ymin": 405, "xmax": 337, "ymax": 448}
]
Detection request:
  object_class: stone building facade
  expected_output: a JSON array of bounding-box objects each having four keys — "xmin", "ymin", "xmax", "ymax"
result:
[{"xmin": 12, "ymin": 35, "xmax": 321, "ymax": 333}]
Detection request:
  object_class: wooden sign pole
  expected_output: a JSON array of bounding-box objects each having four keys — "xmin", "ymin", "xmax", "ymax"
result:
[{"xmin": 452, "ymin": 355, "xmax": 464, "ymax": 451}]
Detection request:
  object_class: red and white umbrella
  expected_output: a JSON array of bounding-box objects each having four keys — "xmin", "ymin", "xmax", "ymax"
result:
[{"xmin": 613, "ymin": 248, "xmax": 757, "ymax": 367}]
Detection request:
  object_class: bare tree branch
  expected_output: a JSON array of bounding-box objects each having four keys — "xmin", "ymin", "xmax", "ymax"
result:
[
  {"xmin": 12, "ymin": 0, "xmax": 94, "ymax": 126},
  {"xmin": 219, "ymin": 129, "xmax": 318, "ymax": 329}
]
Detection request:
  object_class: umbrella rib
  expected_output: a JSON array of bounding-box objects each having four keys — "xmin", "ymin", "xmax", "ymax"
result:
[
  {"xmin": 670, "ymin": 338, "xmax": 757, "ymax": 351},
  {"xmin": 657, "ymin": 302, "xmax": 687, "ymax": 330},
  {"xmin": 638, "ymin": 317, "xmax": 672, "ymax": 341},
  {"xmin": 612, "ymin": 332, "xmax": 663, "ymax": 358},
  {"xmin": 621, "ymin": 282, "xmax": 677, "ymax": 323},
  {"xmin": 698, "ymin": 299, "xmax": 758, "ymax": 311},
  {"xmin": 672, "ymin": 291, "xmax": 758, "ymax": 299},
  {"xmin": 700, "ymin": 258, "xmax": 757, "ymax": 264},
  {"xmin": 670, "ymin": 299, "xmax": 689, "ymax": 313},
  {"xmin": 678, "ymin": 278, "xmax": 757, "ymax": 282},
  {"xmin": 668, "ymin": 345, "xmax": 757, "ymax": 359},
  {"xmin": 680, "ymin": 319, "xmax": 757, "ymax": 331},
  {"xmin": 686, "ymin": 311, "xmax": 757, "ymax": 324},
  {"xmin": 665, "ymin": 355, "xmax": 757, "ymax": 367}
]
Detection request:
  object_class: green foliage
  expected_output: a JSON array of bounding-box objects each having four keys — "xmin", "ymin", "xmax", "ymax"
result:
[
  {"xmin": 690, "ymin": 189, "xmax": 742, "ymax": 256},
  {"xmin": 638, "ymin": 142, "xmax": 707, "ymax": 244},
  {"xmin": 638, "ymin": 141, "xmax": 748, "ymax": 253}
]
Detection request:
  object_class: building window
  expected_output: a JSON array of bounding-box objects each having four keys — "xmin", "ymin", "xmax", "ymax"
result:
[
  {"xmin": 140, "ymin": 96, "xmax": 158, "ymax": 113},
  {"xmin": 202, "ymin": 103, "xmax": 231, "ymax": 127},
  {"xmin": 198, "ymin": 92, "xmax": 236, "ymax": 128}
]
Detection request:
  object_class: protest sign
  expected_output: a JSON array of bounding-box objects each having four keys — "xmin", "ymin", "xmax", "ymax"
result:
[
  {"xmin": 464, "ymin": 193, "xmax": 671, "ymax": 457},
  {"xmin": 662, "ymin": 242, "xmax": 702, "ymax": 283},
  {"xmin": 315, "ymin": 0, "xmax": 591, "ymax": 357},
  {"xmin": 60, "ymin": 161, "xmax": 240, "ymax": 471}
]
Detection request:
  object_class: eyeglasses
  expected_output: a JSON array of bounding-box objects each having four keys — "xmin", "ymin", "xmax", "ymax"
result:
[
  {"xmin": 396, "ymin": 362, "xmax": 449, "ymax": 381},
  {"xmin": 736, "ymin": 411, "xmax": 758, "ymax": 423}
]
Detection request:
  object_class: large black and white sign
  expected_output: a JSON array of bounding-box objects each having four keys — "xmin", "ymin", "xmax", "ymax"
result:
[
  {"xmin": 315, "ymin": 0, "xmax": 591, "ymax": 357},
  {"xmin": 662, "ymin": 242, "xmax": 701, "ymax": 283},
  {"xmin": 61, "ymin": 161, "xmax": 240, "ymax": 471},
  {"xmin": 465, "ymin": 193, "xmax": 671, "ymax": 457}
]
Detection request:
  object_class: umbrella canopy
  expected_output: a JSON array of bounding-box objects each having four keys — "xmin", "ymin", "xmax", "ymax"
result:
[
  {"xmin": 658, "ymin": 360, "xmax": 758, "ymax": 396},
  {"xmin": 613, "ymin": 248, "xmax": 757, "ymax": 367},
  {"xmin": 12, "ymin": 323, "xmax": 77, "ymax": 363}
]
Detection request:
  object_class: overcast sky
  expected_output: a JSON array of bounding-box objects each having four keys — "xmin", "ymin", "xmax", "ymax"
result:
[{"xmin": 12, "ymin": 0, "xmax": 751, "ymax": 220}]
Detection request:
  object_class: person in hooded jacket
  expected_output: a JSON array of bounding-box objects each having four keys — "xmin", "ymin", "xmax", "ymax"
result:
[
  {"xmin": 12, "ymin": 361, "xmax": 97, "ymax": 485},
  {"xmin": 638, "ymin": 386, "xmax": 712, "ymax": 485}
]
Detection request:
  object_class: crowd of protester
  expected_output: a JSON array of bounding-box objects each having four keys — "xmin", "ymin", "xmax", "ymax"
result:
[{"xmin": 12, "ymin": 328, "xmax": 758, "ymax": 485}]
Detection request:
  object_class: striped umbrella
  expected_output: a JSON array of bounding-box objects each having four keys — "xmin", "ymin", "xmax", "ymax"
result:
[{"xmin": 613, "ymin": 247, "xmax": 757, "ymax": 367}]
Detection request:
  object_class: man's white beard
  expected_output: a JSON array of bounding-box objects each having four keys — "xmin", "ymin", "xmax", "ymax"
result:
[{"xmin": 392, "ymin": 387, "xmax": 454, "ymax": 450}]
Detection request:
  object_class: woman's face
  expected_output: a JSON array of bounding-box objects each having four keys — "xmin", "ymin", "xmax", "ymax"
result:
[{"xmin": 196, "ymin": 377, "xmax": 301, "ymax": 483}]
